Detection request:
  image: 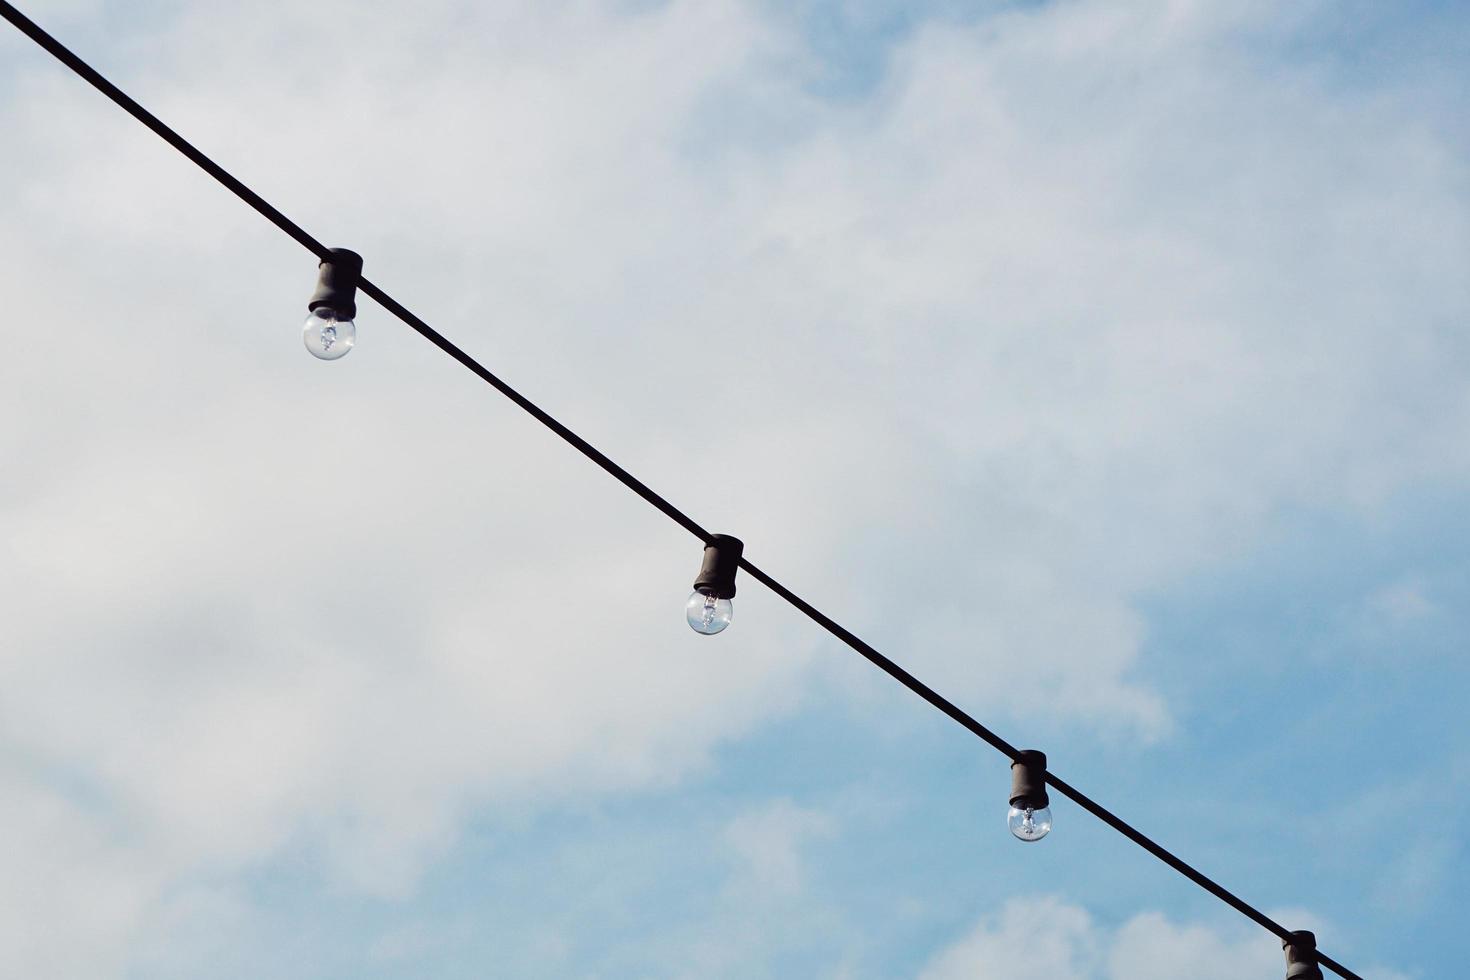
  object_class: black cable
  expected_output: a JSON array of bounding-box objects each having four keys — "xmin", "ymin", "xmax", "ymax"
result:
[
  {"xmin": 355, "ymin": 279, "xmax": 712, "ymax": 542},
  {"xmin": 0, "ymin": 4, "xmax": 1364, "ymax": 978}
]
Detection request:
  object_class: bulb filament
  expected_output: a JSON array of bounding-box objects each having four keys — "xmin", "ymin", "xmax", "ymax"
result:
[
  {"xmin": 701, "ymin": 593, "xmax": 718, "ymax": 628},
  {"xmin": 320, "ymin": 324, "xmax": 337, "ymax": 351}
]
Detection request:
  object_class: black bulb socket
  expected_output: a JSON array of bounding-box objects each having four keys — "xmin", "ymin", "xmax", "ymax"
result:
[
  {"xmin": 308, "ymin": 247, "xmax": 364, "ymax": 320},
  {"xmin": 1283, "ymin": 931, "xmax": 1324, "ymax": 980},
  {"xmin": 1009, "ymin": 749, "xmax": 1050, "ymax": 810},
  {"xmin": 693, "ymin": 534, "xmax": 743, "ymax": 600}
]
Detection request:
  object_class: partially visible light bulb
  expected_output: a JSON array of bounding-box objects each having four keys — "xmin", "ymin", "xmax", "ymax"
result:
[
  {"xmin": 686, "ymin": 589, "xmax": 733, "ymax": 635},
  {"xmin": 303, "ymin": 307, "xmax": 356, "ymax": 360},
  {"xmin": 1007, "ymin": 804, "xmax": 1052, "ymax": 842}
]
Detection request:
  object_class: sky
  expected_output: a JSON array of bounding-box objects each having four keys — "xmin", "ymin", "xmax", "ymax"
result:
[{"xmin": 0, "ymin": 0, "xmax": 1466, "ymax": 976}]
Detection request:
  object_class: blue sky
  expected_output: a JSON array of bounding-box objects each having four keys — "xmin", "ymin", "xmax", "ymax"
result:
[{"xmin": 1, "ymin": 0, "xmax": 1466, "ymax": 977}]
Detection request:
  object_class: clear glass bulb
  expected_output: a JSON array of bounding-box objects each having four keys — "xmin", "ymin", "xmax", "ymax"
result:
[
  {"xmin": 686, "ymin": 589, "xmax": 733, "ymax": 635},
  {"xmin": 1008, "ymin": 804, "xmax": 1052, "ymax": 842},
  {"xmin": 303, "ymin": 307, "xmax": 356, "ymax": 360}
]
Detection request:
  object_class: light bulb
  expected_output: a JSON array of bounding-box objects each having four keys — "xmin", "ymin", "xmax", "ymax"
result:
[
  {"xmin": 686, "ymin": 589, "xmax": 733, "ymax": 635},
  {"xmin": 1007, "ymin": 804, "xmax": 1052, "ymax": 842},
  {"xmin": 303, "ymin": 307, "xmax": 356, "ymax": 360}
]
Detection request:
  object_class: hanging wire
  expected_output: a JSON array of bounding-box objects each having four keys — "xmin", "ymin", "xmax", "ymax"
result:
[{"xmin": 0, "ymin": 4, "xmax": 1364, "ymax": 977}]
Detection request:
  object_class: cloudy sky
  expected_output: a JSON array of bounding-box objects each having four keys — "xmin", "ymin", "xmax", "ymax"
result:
[{"xmin": 1, "ymin": 0, "xmax": 1466, "ymax": 976}]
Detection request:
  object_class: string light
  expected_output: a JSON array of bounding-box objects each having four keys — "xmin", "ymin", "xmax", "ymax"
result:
[
  {"xmin": 687, "ymin": 534, "xmax": 742, "ymax": 635},
  {"xmin": 1007, "ymin": 749, "xmax": 1053, "ymax": 842},
  {"xmin": 0, "ymin": 4, "xmax": 1372, "ymax": 977},
  {"xmin": 303, "ymin": 248, "xmax": 362, "ymax": 360}
]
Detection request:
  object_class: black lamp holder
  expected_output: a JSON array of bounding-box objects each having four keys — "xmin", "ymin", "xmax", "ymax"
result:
[
  {"xmin": 693, "ymin": 534, "xmax": 744, "ymax": 600},
  {"xmin": 1010, "ymin": 749, "xmax": 1050, "ymax": 810},
  {"xmin": 308, "ymin": 247, "xmax": 364, "ymax": 320},
  {"xmin": 1284, "ymin": 931, "xmax": 1324, "ymax": 980}
]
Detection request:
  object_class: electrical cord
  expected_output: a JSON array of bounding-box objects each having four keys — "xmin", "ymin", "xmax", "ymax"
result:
[{"xmin": 0, "ymin": 3, "xmax": 1364, "ymax": 977}]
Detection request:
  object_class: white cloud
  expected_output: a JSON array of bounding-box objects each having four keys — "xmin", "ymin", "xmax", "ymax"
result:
[
  {"xmin": 1328, "ymin": 572, "xmax": 1452, "ymax": 661},
  {"xmin": 0, "ymin": 0, "xmax": 1464, "ymax": 973},
  {"xmin": 1365, "ymin": 577, "xmax": 1436, "ymax": 624},
  {"xmin": 1107, "ymin": 911, "xmax": 1288, "ymax": 980},
  {"xmin": 919, "ymin": 897, "xmax": 1099, "ymax": 980},
  {"xmin": 0, "ymin": 764, "xmax": 162, "ymax": 977},
  {"xmin": 921, "ymin": 898, "xmax": 1410, "ymax": 980}
]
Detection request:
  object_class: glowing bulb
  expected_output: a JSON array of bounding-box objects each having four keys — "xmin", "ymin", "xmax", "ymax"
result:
[
  {"xmin": 1007, "ymin": 804, "xmax": 1052, "ymax": 842},
  {"xmin": 303, "ymin": 307, "xmax": 356, "ymax": 360},
  {"xmin": 686, "ymin": 589, "xmax": 733, "ymax": 635}
]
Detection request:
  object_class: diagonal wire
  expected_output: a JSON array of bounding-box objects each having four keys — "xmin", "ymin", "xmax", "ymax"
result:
[{"xmin": 0, "ymin": 3, "xmax": 1363, "ymax": 977}]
